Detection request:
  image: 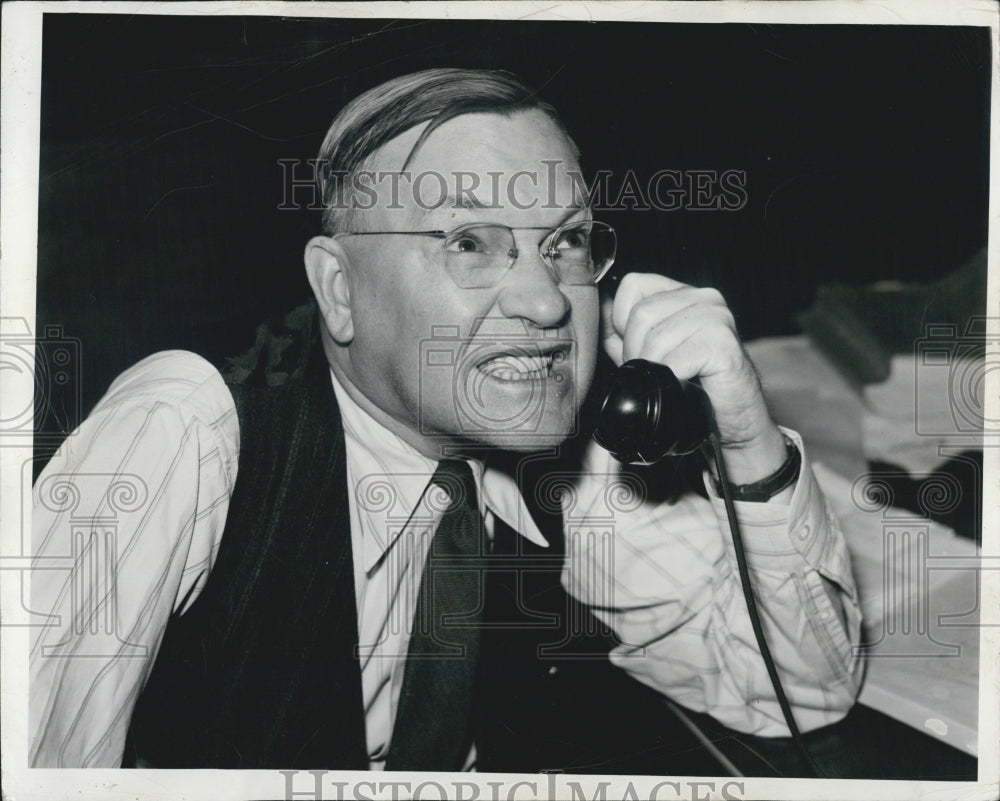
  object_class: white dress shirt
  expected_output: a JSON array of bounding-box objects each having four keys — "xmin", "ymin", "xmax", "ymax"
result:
[
  {"xmin": 29, "ymin": 350, "xmax": 863, "ymax": 768},
  {"xmin": 330, "ymin": 370, "xmax": 550, "ymax": 769}
]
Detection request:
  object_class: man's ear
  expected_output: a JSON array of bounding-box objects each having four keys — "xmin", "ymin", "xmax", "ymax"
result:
[{"xmin": 304, "ymin": 235, "xmax": 354, "ymax": 344}]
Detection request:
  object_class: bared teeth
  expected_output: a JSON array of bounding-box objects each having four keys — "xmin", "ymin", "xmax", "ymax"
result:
[{"xmin": 478, "ymin": 352, "xmax": 557, "ymax": 380}]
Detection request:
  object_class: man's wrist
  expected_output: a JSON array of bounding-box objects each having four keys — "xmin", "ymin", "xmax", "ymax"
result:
[
  {"xmin": 716, "ymin": 423, "xmax": 789, "ymax": 485},
  {"xmin": 712, "ymin": 433, "xmax": 801, "ymax": 503}
]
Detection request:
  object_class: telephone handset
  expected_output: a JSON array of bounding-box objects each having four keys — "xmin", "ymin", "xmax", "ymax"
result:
[
  {"xmin": 592, "ymin": 358, "xmax": 714, "ymax": 464},
  {"xmin": 591, "ymin": 357, "xmax": 821, "ymax": 776}
]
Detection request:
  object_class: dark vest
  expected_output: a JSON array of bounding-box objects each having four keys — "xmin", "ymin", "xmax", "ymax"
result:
[{"xmin": 125, "ymin": 305, "xmax": 697, "ymax": 773}]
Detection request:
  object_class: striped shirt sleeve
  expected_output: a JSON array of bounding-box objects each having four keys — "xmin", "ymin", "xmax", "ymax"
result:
[
  {"xmin": 563, "ymin": 428, "xmax": 863, "ymax": 736},
  {"xmin": 29, "ymin": 351, "xmax": 239, "ymax": 767}
]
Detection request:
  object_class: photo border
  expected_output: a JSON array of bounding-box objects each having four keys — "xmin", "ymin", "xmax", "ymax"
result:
[{"xmin": 2, "ymin": 2, "xmax": 997, "ymax": 799}]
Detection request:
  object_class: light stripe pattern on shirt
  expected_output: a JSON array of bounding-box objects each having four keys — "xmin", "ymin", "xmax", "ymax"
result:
[{"xmin": 30, "ymin": 350, "xmax": 863, "ymax": 768}]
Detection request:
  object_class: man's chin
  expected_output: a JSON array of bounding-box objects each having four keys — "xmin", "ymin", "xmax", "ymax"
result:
[
  {"xmin": 465, "ymin": 425, "xmax": 576, "ymax": 454},
  {"xmin": 417, "ymin": 406, "xmax": 580, "ymax": 456}
]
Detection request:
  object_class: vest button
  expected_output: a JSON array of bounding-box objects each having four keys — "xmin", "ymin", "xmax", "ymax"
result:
[{"xmin": 547, "ymin": 665, "xmax": 558, "ymax": 676}]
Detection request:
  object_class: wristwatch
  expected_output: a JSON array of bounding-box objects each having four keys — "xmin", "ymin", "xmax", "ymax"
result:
[{"xmin": 712, "ymin": 434, "xmax": 801, "ymax": 502}]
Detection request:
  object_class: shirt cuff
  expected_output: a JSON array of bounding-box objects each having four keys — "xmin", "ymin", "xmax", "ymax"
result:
[{"xmin": 702, "ymin": 427, "xmax": 857, "ymax": 594}]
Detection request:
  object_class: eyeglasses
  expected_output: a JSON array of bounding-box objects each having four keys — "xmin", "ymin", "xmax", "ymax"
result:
[{"xmin": 334, "ymin": 220, "xmax": 616, "ymax": 289}]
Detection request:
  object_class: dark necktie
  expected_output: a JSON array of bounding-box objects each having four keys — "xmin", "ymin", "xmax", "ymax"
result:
[{"xmin": 386, "ymin": 459, "xmax": 486, "ymax": 771}]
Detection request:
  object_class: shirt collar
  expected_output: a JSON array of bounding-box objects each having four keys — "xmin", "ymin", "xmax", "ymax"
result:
[{"xmin": 329, "ymin": 369, "xmax": 548, "ymax": 572}]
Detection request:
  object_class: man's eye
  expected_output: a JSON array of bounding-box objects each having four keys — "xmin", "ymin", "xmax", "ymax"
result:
[
  {"xmin": 446, "ymin": 236, "xmax": 485, "ymax": 254},
  {"xmin": 555, "ymin": 231, "xmax": 589, "ymax": 250}
]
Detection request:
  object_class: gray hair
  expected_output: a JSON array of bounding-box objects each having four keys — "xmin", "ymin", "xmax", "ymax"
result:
[{"xmin": 316, "ymin": 68, "xmax": 577, "ymax": 234}]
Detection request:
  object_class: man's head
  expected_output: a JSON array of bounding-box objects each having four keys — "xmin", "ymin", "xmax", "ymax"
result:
[{"xmin": 304, "ymin": 69, "xmax": 608, "ymax": 458}]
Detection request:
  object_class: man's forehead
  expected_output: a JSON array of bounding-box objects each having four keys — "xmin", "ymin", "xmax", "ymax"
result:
[
  {"xmin": 373, "ymin": 112, "xmax": 577, "ymax": 178},
  {"xmin": 362, "ymin": 110, "xmax": 584, "ymax": 223}
]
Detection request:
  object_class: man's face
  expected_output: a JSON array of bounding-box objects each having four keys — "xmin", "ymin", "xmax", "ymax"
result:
[{"xmin": 338, "ymin": 110, "xmax": 599, "ymax": 455}]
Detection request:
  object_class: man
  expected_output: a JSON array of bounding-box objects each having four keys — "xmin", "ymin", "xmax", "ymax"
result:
[{"xmin": 30, "ymin": 68, "xmax": 861, "ymax": 772}]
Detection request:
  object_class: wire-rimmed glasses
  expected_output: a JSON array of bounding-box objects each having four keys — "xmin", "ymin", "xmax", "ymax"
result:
[{"xmin": 334, "ymin": 220, "xmax": 616, "ymax": 289}]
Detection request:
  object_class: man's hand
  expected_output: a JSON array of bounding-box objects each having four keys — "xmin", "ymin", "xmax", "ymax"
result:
[{"xmin": 601, "ymin": 273, "xmax": 790, "ymax": 488}]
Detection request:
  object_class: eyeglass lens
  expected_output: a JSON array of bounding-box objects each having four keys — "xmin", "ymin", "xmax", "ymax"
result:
[{"xmin": 442, "ymin": 221, "xmax": 616, "ymax": 289}]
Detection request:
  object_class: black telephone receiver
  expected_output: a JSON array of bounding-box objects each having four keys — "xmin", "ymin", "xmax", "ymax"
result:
[{"xmin": 593, "ymin": 359, "xmax": 715, "ymax": 465}]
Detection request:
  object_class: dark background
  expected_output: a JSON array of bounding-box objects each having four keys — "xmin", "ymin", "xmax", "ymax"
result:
[{"xmin": 35, "ymin": 14, "xmax": 991, "ymax": 452}]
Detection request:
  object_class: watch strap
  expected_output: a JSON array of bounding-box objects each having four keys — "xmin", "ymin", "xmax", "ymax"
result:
[{"xmin": 713, "ymin": 434, "xmax": 801, "ymax": 503}]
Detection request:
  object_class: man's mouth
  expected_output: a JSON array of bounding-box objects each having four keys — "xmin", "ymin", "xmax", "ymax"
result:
[{"xmin": 475, "ymin": 348, "xmax": 566, "ymax": 382}]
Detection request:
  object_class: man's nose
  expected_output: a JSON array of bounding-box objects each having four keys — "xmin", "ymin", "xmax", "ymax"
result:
[{"xmin": 495, "ymin": 243, "xmax": 570, "ymax": 327}]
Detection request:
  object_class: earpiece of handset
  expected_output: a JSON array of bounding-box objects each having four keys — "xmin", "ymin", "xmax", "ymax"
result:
[{"xmin": 593, "ymin": 359, "xmax": 715, "ymax": 465}]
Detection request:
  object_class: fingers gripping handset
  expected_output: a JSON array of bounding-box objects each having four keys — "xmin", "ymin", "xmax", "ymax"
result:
[{"xmin": 593, "ymin": 272, "xmax": 725, "ymax": 465}]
